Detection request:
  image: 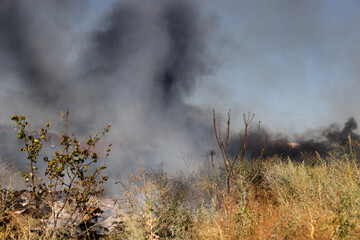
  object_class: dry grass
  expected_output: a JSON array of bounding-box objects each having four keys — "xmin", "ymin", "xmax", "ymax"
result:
[
  {"xmin": 190, "ymin": 152, "xmax": 360, "ymax": 240},
  {"xmin": 1, "ymin": 152, "xmax": 360, "ymax": 239}
]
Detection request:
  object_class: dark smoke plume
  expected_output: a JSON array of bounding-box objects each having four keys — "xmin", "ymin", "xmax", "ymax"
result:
[
  {"xmin": 0, "ymin": 0, "xmax": 215, "ymax": 178},
  {"xmin": 323, "ymin": 117, "xmax": 360, "ymax": 145},
  {"xmin": 262, "ymin": 117, "xmax": 360, "ymax": 159},
  {"xmin": 0, "ymin": 0, "xmax": 57, "ymax": 104},
  {"xmin": 224, "ymin": 117, "xmax": 360, "ymax": 162},
  {"xmin": 0, "ymin": 0, "xmax": 85, "ymax": 109},
  {"xmin": 3, "ymin": 0, "xmax": 358, "ymax": 188},
  {"xmin": 81, "ymin": 1, "xmax": 211, "ymax": 111}
]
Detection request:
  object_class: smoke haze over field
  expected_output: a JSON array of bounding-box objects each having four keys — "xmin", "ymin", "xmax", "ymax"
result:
[{"xmin": 1, "ymin": 0, "xmax": 360, "ymax": 180}]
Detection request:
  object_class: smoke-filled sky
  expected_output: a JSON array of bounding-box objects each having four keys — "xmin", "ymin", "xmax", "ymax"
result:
[{"xmin": 1, "ymin": 0, "xmax": 360, "ymax": 175}]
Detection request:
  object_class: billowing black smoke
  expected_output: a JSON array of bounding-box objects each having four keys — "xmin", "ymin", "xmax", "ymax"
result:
[
  {"xmin": 83, "ymin": 2, "xmax": 208, "ymax": 101},
  {"xmin": 0, "ymin": 0, "xmax": 84, "ymax": 109},
  {"xmin": 3, "ymin": 0, "xmax": 358, "ymax": 183},
  {"xmin": 70, "ymin": 0, "xmax": 214, "ymax": 139},
  {"xmin": 262, "ymin": 117, "xmax": 360, "ymax": 159},
  {"xmin": 323, "ymin": 117, "xmax": 360, "ymax": 145},
  {"xmin": 223, "ymin": 117, "xmax": 360, "ymax": 161},
  {"xmin": 0, "ymin": 0, "xmax": 58, "ymax": 104},
  {"xmin": 0, "ymin": 0, "xmax": 215, "ymax": 176}
]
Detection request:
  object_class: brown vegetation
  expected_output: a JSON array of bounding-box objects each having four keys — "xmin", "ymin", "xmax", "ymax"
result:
[{"xmin": 1, "ymin": 112, "xmax": 360, "ymax": 239}]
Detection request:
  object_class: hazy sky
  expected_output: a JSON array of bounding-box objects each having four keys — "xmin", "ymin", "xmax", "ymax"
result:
[{"xmin": 185, "ymin": 0, "xmax": 360, "ymax": 135}]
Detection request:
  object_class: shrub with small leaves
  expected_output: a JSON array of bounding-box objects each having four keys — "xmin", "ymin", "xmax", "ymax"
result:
[{"xmin": 11, "ymin": 110, "xmax": 111, "ymax": 235}]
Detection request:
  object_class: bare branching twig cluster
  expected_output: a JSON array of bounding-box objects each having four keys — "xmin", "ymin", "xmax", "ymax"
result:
[{"xmin": 212, "ymin": 109, "xmax": 265, "ymax": 197}]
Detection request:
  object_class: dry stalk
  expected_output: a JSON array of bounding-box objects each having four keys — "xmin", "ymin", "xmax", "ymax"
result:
[{"xmin": 212, "ymin": 109, "xmax": 265, "ymax": 198}]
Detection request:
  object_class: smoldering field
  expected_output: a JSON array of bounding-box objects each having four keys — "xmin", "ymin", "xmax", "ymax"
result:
[
  {"xmin": 1, "ymin": 0, "xmax": 360, "ymax": 184},
  {"xmin": 3, "ymin": 1, "xmax": 360, "ymax": 239}
]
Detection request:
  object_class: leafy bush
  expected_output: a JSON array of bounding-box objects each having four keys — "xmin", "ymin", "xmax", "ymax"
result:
[{"xmin": 10, "ymin": 111, "xmax": 111, "ymax": 237}]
